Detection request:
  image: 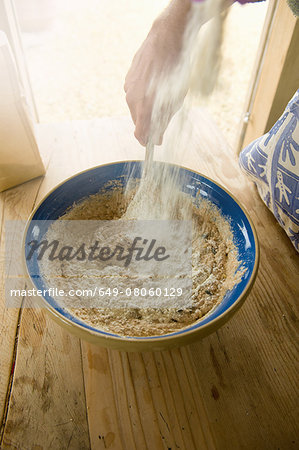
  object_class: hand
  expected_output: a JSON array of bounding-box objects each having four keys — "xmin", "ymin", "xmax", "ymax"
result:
[{"xmin": 124, "ymin": 0, "xmax": 191, "ymax": 146}]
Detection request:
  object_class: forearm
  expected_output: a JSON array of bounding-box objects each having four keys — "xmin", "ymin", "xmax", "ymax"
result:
[
  {"xmin": 153, "ymin": 0, "xmax": 191, "ymax": 37},
  {"xmin": 156, "ymin": 0, "xmax": 234, "ymax": 35}
]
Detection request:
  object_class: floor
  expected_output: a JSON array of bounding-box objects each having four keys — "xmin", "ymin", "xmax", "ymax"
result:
[
  {"xmin": 2, "ymin": 112, "xmax": 298, "ymax": 450},
  {"xmin": 16, "ymin": 0, "xmax": 267, "ymax": 148}
]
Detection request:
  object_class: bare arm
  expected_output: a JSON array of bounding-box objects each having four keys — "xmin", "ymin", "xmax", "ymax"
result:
[{"xmin": 124, "ymin": 0, "xmax": 263, "ymax": 146}]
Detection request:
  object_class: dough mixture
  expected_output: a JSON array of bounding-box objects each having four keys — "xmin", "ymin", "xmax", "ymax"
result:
[{"xmin": 40, "ymin": 182, "xmax": 243, "ymax": 337}]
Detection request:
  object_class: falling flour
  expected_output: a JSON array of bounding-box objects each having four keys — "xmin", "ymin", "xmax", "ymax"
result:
[{"xmin": 40, "ymin": 0, "xmax": 244, "ymax": 337}]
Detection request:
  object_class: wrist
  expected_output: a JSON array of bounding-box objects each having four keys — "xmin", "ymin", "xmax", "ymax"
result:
[{"xmin": 156, "ymin": 0, "xmax": 191, "ymax": 33}]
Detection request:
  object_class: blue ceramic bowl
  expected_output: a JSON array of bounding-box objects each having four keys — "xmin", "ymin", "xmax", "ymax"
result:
[{"xmin": 23, "ymin": 161, "xmax": 259, "ymax": 351}]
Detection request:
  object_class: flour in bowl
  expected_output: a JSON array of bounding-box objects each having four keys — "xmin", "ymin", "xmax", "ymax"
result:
[{"xmin": 39, "ymin": 182, "xmax": 243, "ymax": 337}]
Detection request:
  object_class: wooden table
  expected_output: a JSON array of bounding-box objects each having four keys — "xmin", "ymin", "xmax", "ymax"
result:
[{"xmin": 1, "ymin": 111, "xmax": 298, "ymax": 449}]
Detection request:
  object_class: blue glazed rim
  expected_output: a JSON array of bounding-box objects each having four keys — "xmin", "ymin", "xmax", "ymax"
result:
[{"xmin": 23, "ymin": 161, "xmax": 259, "ymax": 344}]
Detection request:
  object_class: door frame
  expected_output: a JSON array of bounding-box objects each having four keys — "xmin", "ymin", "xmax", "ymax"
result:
[
  {"xmin": 0, "ymin": 0, "xmax": 38, "ymax": 121},
  {"xmin": 1, "ymin": 0, "xmax": 297, "ymax": 138},
  {"xmin": 236, "ymin": 0, "xmax": 299, "ymax": 153}
]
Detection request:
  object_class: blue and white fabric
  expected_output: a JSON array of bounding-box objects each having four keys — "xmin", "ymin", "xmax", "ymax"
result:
[{"xmin": 239, "ymin": 89, "xmax": 299, "ymax": 252}]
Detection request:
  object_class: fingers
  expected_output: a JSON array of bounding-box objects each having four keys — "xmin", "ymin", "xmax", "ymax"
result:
[
  {"xmin": 126, "ymin": 88, "xmax": 171, "ymax": 147},
  {"xmin": 125, "ymin": 83, "xmax": 154, "ymax": 146},
  {"xmin": 124, "ymin": 41, "xmax": 161, "ymax": 146},
  {"xmin": 125, "ymin": 90, "xmax": 137, "ymax": 125},
  {"xmin": 124, "ymin": 41, "xmax": 179, "ymax": 146},
  {"xmin": 126, "ymin": 81, "xmax": 184, "ymax": 147}
]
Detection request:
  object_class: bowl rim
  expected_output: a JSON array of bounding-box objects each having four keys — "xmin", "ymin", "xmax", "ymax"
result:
[{"xmin": 22, "ymin": 160, "xmax": 259, "ymax": 345}]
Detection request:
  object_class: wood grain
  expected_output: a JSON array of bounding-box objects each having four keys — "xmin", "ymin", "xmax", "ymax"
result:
[
  {"xmin": 1, "ymin": 309, "xmax": 89, "ymax": 449},
  {"xmin": 82, "ymin": 112, "xmax": 298, "ymax": 449},
  {"xmin": 1, "ymin": 123, "xmax": 91, "ymax": 449},
  {"xmin": 82, "ymin": 343, "xmax": 216, "ymax": 450},
  {"xmin": 0, "ymin": 169, "xmax": 50, "ymax": 430},
  {"xmin": 0, "ymin": 117, "xmax": 142, "ymax": 448},
  {"xmin": 1, "ymin": 112, "xmax": 298, "ymax": 449}
]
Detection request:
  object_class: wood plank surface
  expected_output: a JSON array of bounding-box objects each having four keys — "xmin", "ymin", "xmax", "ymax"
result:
[
  {"xmin": 1, "ymin": 111, "xmax": 298, "ymax": 449},
  {"xmin": 0, "ymin": 122, "xmax": 94, "ymax": 449},
  {"xmin": 82, "ymin": 344, "xmax": 216, "ymax": 450},
  {"xmin": 0, "ymin": 178, "xmax": 43, "ymax": 427},
  {"xmin": 0, "ymin": 138, "xmax": 52, "ymax": 432}
]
